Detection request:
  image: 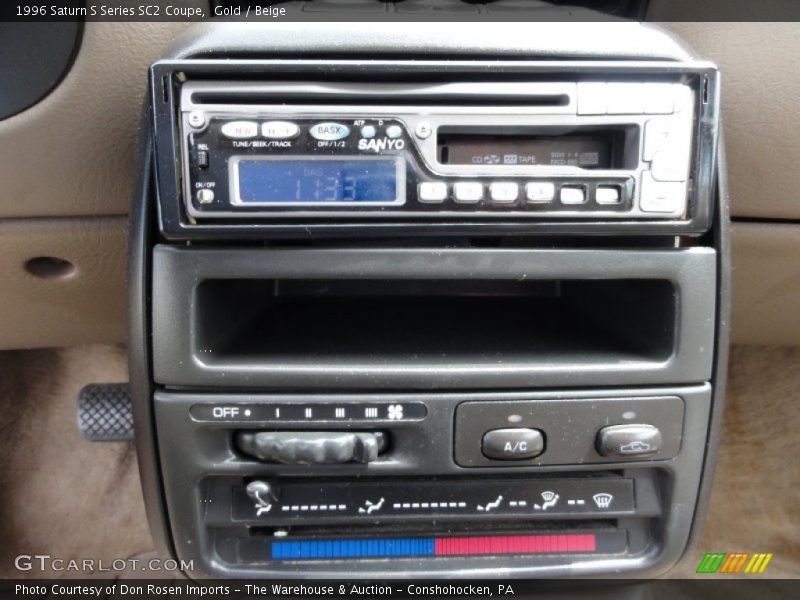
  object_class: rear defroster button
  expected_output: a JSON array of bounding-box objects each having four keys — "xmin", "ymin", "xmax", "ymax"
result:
[
  {"xmin": 482, "ymin": 428, "xmax": 544, "ymax": 460},
  {"xmin": 597, "ymin": 424, "xmax": 662, "ymax": 459}
]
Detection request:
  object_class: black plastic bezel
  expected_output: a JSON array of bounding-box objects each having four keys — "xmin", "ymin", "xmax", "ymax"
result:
[{"xmin": 150, "ymin": 59, "xmax": 720, "ymax": 240}]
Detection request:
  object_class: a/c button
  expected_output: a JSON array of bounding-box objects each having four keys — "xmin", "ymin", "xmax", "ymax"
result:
[{"xmin": 482, "ymin": 428, "xmax": 544, "ymax": 460}]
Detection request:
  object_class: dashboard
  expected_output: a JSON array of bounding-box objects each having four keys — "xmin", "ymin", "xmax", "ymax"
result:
[
  {"xmin": 129, "ymin": 21, "xmax": 726, "ymax": 579},
  {"xmin": 2, "ymin": 8, "xmax": 799, "ymax": 584}
]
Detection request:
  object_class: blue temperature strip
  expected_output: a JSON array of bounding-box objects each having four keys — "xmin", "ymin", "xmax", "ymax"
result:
[{"xmin": 272, "ymin": 538, "xmax": 435, "ymax": 560}]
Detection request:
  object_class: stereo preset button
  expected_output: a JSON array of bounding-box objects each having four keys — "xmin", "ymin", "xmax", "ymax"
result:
[
  {"xmin": 453, "ymin": 182, "xmax": 483, "ymax": 203},
  {"xmin": 418, "ymin": 182, "xmax": 448, "ymax": 203},
  {"xmin": 644, "ymin": 117, "xmax": 691, "ymax": 182},
  {"xmin": 640, "ymin": 172, "xmax": 686, "ymax": 214},
  {"xmin": 643, "ymin": 118, "xmax": 673, "ymax": 161},
  {"xmin": 385, "ymin": 125, "xmax": 403, "ymax": 139},
  {"xmin": 261, "ymin": 121, "xmax": 300, "ymax": 139},
  {"xmin": 595, "ymin": 186, "xmax": 621, "ymax": 205},
  {"xmin": 597, "ymin": 424, "xmax": 662, "ymax": 459},
  {"xmin": 220, "ymin": 121, "xmax": 259, "ymax": 139},
  {"xmin": 489, "ymin": 182, "xmax": 519, "ymax": 203},
  {"xmin": 482, "ymin": 428, "xmax": 544, "ymax": 460},
  {"xmin": 525, "ymin": 182, "xmax": 555, "ymax": 203},
  {"xmin": 360, "ymin": 125, "xmax": 377, "ymax": 139},
  {"xmin": 309, "ymin": 122, "xmax": 350, "ymax": 141},
  {"xmin": 560, "ymin": 186, "xmax": 586, "ymax": 205},
  {"xmin": 651, "ymin": 148, "xmax": 690, "ymax": 183},
  {"xmin": 196, "ymin": 189, "xmax": 215, "ymax": 204}
]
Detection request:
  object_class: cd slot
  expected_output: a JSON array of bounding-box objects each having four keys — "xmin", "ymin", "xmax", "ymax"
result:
[
  {"xmin": 186, "ymin": 81, "xmax": 574, "ymax": 108},
  {"xmin": 191, "ymin": 91, "xmax": 570, "ymax": 107}
]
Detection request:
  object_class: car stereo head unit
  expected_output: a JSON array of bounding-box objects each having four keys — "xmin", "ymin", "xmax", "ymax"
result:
[{"xmin": 150, "ymin": 61, "xmax": 718, "ymax": 238}]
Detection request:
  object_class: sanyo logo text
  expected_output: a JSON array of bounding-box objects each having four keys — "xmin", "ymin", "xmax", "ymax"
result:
[{"xmin": 358, "ymin": 138, "xmax": 406, "ymax": 152}]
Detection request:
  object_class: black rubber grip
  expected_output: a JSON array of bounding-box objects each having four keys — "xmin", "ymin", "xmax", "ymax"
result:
[{"xmin": 77, "ymin": 383, "xmax": 134, "ymax": 442}]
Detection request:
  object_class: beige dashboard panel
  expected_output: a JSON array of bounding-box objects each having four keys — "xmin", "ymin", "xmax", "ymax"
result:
[
  {"xmin": 0, "ymin": 218, "xmax": 127, "ymax": 350},
  {"xmin": 0, "ymin": 22, "xmax": 189, "ymax": 219},
  {"xmin": 660, "ymin": 22, "xmax": 800, "ymax": 219},
  {"xmin": 731, "ymin": 223, "xmax": 800, "ymax": 346}
]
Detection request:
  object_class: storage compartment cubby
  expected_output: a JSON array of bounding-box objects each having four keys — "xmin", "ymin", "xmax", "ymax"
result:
[
  {"xmin": 194, "ymin": 278, "xmax": 675, "ymax": 366},
  {"xmin": 152, "ymin": 246, "xmax": 716, "ymax": 389}
]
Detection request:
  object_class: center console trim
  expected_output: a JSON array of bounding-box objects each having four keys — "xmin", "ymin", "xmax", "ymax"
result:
[{"xmin": 130, "ymin": 23, "xmax": 729, "ymax": 581}]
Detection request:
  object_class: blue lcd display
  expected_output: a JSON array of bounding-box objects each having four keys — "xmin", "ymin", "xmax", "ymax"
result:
[{"xmin": 236, "ymin": 158, "xmax": 399, "ymax": 204}]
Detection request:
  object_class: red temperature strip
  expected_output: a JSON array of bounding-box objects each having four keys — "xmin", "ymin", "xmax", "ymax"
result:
[{"xmin": 435, "ymin": 534, "xmax": 597, "ymax": 556}]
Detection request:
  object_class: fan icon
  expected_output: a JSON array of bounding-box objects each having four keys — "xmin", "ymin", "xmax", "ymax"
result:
[{"xmin": 387, "ymin": 404, "xmax": 404, "ymax": 420}]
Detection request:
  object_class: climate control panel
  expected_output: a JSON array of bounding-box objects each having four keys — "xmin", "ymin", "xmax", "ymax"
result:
[{"xmin": 139, "ymin": 37, "xmax": 723, "ymax": 580}]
